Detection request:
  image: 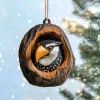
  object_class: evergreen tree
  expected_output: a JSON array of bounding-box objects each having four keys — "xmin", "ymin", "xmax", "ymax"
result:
[{"xmin": 60, "ymin": 0, "xmax": 100, "ymax": 100}]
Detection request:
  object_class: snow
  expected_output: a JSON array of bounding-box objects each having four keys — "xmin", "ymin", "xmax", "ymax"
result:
[{"xmin": 0, "ymin": 0, "xmax": 87, "ymax": 100}]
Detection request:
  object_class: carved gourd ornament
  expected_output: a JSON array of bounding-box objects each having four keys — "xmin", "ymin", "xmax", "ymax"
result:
[{"xmin": 19, "ymin": 0, "xmax": 75, "ymax": 87}]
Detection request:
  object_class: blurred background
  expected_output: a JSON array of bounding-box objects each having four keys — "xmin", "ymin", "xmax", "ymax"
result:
[{"xmin": 0, "ymin": 0, "xmax": 100, "ymax": 100}]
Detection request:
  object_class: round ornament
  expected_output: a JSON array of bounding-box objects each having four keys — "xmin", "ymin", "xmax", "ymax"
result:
[{"xmin": 19, "ymin": 0, "xmax": 75, "ymax": 87}]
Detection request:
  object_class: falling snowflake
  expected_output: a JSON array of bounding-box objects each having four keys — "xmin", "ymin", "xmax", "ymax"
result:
[
  {"xmin": 11, "ymin": 94, "xmax": 15, "ymax": 99},
  {"xmin": 27, "ymin": 3, "xmax": 31, "ymax": 7},
  {"xmin": 28, "ymin": 19, "xmax": 32, "ymax": 24},
  {"xmin": 21, "ymin": 82, "xmax": 25, "ymax": 87},
  {"xmin": 0, "ymin": 53, "xmax": 2, "ymax": 59},
  {"xmin": 15, "ymin": 35, "xmax": 18, "ymax": 39},
  {"xmin": 17, "ymin": 65, "xmax": 20, "ymax": 70},
  {"xmin": 81, "ymin": 83, "xmax": 85, "ymax": 88},
  {"xmin": 0, "ymin": 67, "xmax": 2, "ymax": 72},
  {"xmin": 71, "ymin": 79, "xmax": 75, "ymax": 83},
  {"xmin": 1, "ymin": 59, "xmax": 5, "ymax": 64},
  {"xmin": 0, "ymin": 42, "xmax": 1, "ymax": 46},
  {"xmin": 17, "ymin": 58, "xmax": 19, "ymax": 62},
  {"xmin": 45, "ymin": 97, "xmax": 51, "ymax": 100},
  {"xmin": 76, "ymin": 89, "xmax": 82, "ymax": 94},
  {"xmin": 17, "ymin": 13, "xmax": 21, "ymax": 17}
]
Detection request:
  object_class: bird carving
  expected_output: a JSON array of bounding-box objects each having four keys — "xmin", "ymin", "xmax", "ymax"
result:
[
  {"xmin": 19, "ymin": 24, "xmax": 75, "ymax": 86},
  {"xmin": 35, "ymin": 40, "xmax": 63, "ymax": 72}
]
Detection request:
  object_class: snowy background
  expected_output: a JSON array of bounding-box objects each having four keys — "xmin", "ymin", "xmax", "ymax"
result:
[{"xmin": 0, "ymin": 0, "xmax": 83, "ymax": 100}]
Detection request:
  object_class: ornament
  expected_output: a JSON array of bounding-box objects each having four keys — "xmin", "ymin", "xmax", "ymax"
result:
[{"xmin": 19, "ymin": 0, "xmax": 75, "ymax": 87}]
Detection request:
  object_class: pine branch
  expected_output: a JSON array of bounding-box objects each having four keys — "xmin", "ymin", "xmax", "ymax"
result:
[
  {"xmin": 76, "ymin": 89, "xmax": 94, "ymax": 100},
  {"xmin": 60, "ymin": 89, "xmax": 74, "ymax": 100},
  {"xmin": 72, "ymin": 0, "xmax": 86, "ymax": 10},
  {"xmin": 60, "ymin": 0, "xmax": 100, "ymax": 99}
]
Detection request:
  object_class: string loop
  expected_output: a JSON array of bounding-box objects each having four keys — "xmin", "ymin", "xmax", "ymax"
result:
[{"xmin": 43, "ymin": 18, "xmax": 51, "ymax": 24}]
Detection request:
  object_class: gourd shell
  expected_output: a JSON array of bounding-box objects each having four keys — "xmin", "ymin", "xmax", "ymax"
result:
[{"xmin": 19, "ymin": 23, "xmax": 75, "ymax": 87}]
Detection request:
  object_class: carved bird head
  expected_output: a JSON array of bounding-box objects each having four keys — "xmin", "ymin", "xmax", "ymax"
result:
[{"xmin": 35, "ymin": 40, "xmax": 62, "ymax": 64}]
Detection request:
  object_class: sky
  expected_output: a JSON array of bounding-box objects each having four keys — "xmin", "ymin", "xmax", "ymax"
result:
[{"xmin": 0, "ymin": 0, "xmax": 84, "ymax": 100}]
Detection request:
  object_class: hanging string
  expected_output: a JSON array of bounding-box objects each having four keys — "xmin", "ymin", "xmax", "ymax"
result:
[
  {"xmin": 45, "ymin": 0, "xmax": 48, "ymax": 19},
  {"xmin": 43, "ymin": 0, "xmax": 50, "ymax": 24}
]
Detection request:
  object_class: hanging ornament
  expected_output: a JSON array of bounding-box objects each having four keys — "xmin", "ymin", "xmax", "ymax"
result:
[{"xmin": 19, "ymin": 0, "xmax": 75, "ymax": 87}]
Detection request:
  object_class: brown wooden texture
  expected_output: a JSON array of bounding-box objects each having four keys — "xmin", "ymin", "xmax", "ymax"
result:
[{"xmin": 19, "ymin": 23, "xmax": 75, "ymax": 87}]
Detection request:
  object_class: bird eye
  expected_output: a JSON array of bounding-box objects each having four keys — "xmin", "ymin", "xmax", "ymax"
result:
[{"xmin": 48, "ymin": 46, "xmax": 53, "ymax": 50}]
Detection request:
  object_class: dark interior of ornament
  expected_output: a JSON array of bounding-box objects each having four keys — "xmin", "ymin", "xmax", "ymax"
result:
[{"xmin": 31, "ymin": 32, "xmax": 65, "ymax": 66}]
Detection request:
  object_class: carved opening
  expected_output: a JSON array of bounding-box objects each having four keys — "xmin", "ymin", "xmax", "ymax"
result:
[{"xmin": 31, "ymin": 32, "xmax": 65, "ymax": 71}]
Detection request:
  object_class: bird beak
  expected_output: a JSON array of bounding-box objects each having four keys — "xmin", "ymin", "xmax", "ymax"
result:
[{"xmin": 35, "ymin": 45, "xmax": 49, "ymax": 63}]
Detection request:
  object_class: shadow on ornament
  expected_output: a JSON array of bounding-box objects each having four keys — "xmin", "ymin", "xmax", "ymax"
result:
[{"xmin": 19, "ymin": 19, "xmax": 75, "ymax": 87}]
